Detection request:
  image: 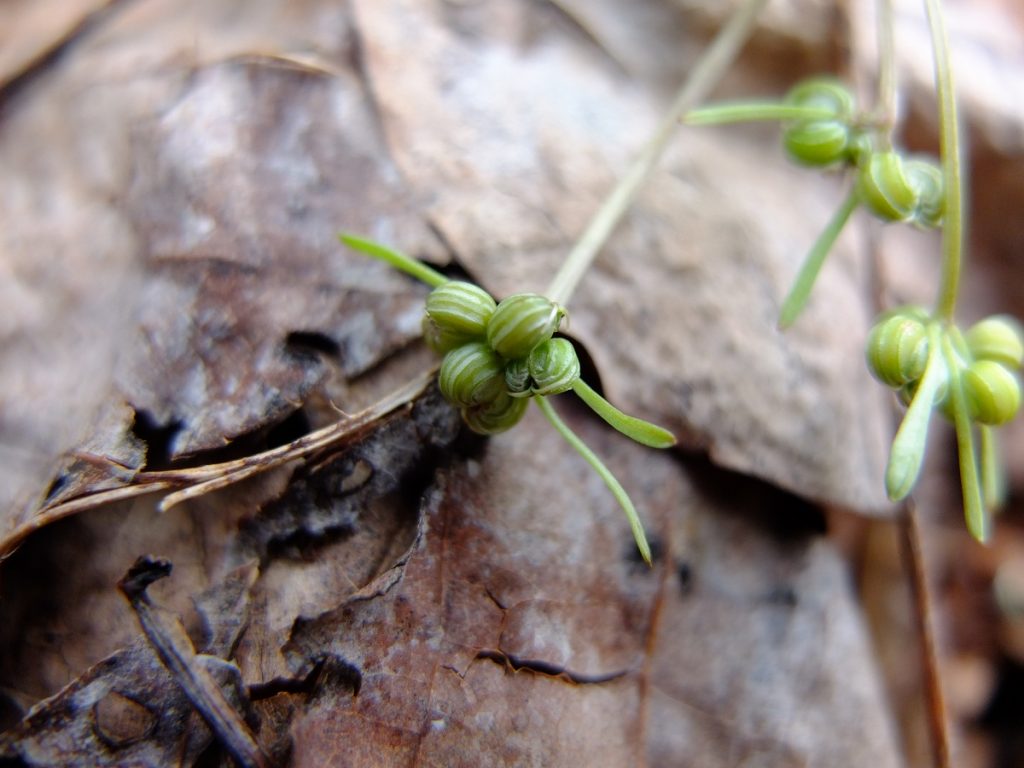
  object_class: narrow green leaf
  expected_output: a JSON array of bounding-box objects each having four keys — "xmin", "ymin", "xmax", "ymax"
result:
[
  {"xmin": 684, "ymin": 102, "xmax": 836, "ymax": 126},
  {"xmin": 885, "ymin": 325, "xmax": 946, "ymax": 501},
  {"xmin": 979, "ymin": 424, "xmax": 1006, "ymax": 514},
  {"xmin": 778, "ymin": 188, "xmax": 860, "ymax": 328},
  {"xmin": 571, "ymin": 380, "xmax": 676, "ymax": 449},
  {"xmin": 942, "ymin": 335, "xmax": 989, "ymax": 541},
  {"xmin": 339, "ymin": 233, "xmax": 449, "ymax": 288},
  {"xmin": 535, "ymin": 397, "xmax": 652, "ymax": 565}
]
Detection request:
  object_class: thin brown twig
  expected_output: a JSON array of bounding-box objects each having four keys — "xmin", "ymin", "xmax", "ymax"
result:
[
  {"xmin": 119, "ymin": 557, "xmax": 273, "ymax": 768},
  {"xmin": 899, "ymin": 499, "xmax": 952, "ymax": 768},
  {"xmin": 0, "ymin": 370, "xmax": 436, "ymax": 560}
]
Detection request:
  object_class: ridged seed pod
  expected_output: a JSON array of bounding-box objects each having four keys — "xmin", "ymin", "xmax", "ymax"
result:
[
  {"xmin": 425, "ymin": 281, "xmax": 496, "ymax": 337},
  {"xmin": 422, "ymin": 315, "xmax": 474, "ymax": 354},
  {"xmin": 858, "ymin": 151, "xmax": 917, "ymax": 223},
  {"xmin": 904, "ymin": 157, "xmax": 944, "ymax": 229},
  {"xmin": 965, "ymin": 316, "xmax": 1024, "ymax": 369},
  {"xmin": 438, "ymin": 341, "xmax": 505, "ymax": 408},
  {"xmin": 527, "ymin": 338, "xmax": 581, "ymax": 396},
  {"xmin": 504, "ymin": 357, "xmax": 532, "ymax": 397},
  {"xmin": 781, "ymin": 79, "xmax": 857, "ymax": 168},
  {"xmin": 963, "ymin": 360, "xmax": 1022, "ymax": 426},
  {"xmin": 783, "ymin": 120, "xmax": 852, "ymax": 167},
  {"xmin": 462, "ymin": 391, "xmax": 530, "ymax": 435},
  {"xmin": 866, "ymin": 311, "xmax": 930, "ymax": 388},
  {"xmin": 486, "ymin": 294, "xmax": 565, "ymax": 360},
  {"xmin": 784, "ymin": 78, "xmax": 855, "ymax": 117}
]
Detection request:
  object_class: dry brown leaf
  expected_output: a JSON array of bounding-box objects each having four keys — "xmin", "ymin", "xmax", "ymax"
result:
[
  {"xmin": 0, "ymin": 565, "xmax": 256, "ymax": 766},
  {"xmin": 282, "ymin": 401, "xmax": 901, "ymax": 767},
  {"xmin": 352, "ymin": 0, "xmax": 894, "ymax": 512}
]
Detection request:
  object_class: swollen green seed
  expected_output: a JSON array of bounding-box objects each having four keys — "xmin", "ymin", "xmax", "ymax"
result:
[
  {"xmin": 504, "ymin": 357, "xmax": 532, "ymax": 397},
  {"xmin": 462, "ymin": 391, "xmax": 530, "ymax": 435},
  {"xmin": 965, "ymin": 316, "xmax": 1024, "ymax": 369},
  {"xmin": 486, "ymin": 294, "xmax": 565, "ymax": 359},
  {"xmin": 527, "ymin": 338, "xmax": 581, "ymax": 396},
  {"xmin": 904, "ymin": 157, "xmax": 944, "ymax": 229},
  {"xmin": 858, "ymin": 151, "xmax": 917, "ymax": 223},
  {"xmin": 422, "ymin": 315, "xmax": 474, "ymax": 354},
  {"xmin": 784, "ymin": 78, "xmax": 855, "ymax": 117},
  {"xmin": 963, "ymin": 360, "xmax": 1021, "ymax": 426},
  {"xmin": 783, "ymin": 120, "xmax": 851, "ymax": 167},
  {"xmin": 867, "ymin": 312, "xmax": 929, "ymax": 388},
  {"xmin": 425, "ymin": 281, "xmax": 496, "ymax": 337},
  {"xmin": 438, "ymin": 341, "xmax": 506, "ymax": 408}
]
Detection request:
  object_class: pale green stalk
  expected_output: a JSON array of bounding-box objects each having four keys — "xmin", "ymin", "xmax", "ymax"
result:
[
  {"xmin": 684, "ymin": 103, "xmax": 835, "ymax": 125},
  {"xmin": 535, "ymin": 396, "xmax": 653, "ymax": 565},
  {"xmin": 339, "ymin": 233, "xmax": 449, "ymax": 288},
  {"xmin": 876, "ymin": 0, "xmax": 897, "ymax": 144},
  {"xmin": 570, "ymin": 380, "xmax": 676, "ymax": 449},
  {"xmin": 545, "ymin": 0, "xmax": 768, "ymax": 306},
  {"xmin": 979, "ymin": 425, "xmax": 1005, "ymax": 513},
  {"xmin": 924, "ymin": 0, "xmax": 964, "ymax": 320},
  {"xmin": 942, "ymin": 335, "xmax": 988, "ymax": 541},
  {"xmin": 778, "ymin": 188, "xmax": 860, "ymax": 328}
]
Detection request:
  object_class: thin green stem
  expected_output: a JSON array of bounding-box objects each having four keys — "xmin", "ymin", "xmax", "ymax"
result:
[
  {"xmin": 545, "ymin": 0, "xmax": 768, "ymax": 307},
  {"xmin": 339, "ymin": 233, "xmax": 450, "ymax": 288},
  {"xmin": 535, "ymin": 396, "xmax": 652, "ymax": 565},
  {"xmin": 875, "ymin": 0, "xmax": 897, "ymax": 143},
  {"xmin": 924, "ymin": 0, "xmax": 964, "ymax": 321},
  {"xmin": 979, "ymin": 424, "xmax": 1005, "ymax": 513},
  {"xmin": 942, "ymin": 334, "xmax": 988, "ymax": 541},
  {"xmin": 778, "ymin": 187, "xmax": 860, "ymax": 328},
  {"xmin": 570, "ymin": 379, "xmax": 676, "ymax": 449},
  {"xmin": 684, "ymin": 102, "xmax": 835, "ymax": 125}
]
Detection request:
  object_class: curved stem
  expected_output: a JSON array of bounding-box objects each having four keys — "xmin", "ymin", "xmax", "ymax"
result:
[
  {"xmin": 535, "ymin": 396, "xmax": 652, "ymax": 565},
  {"xmin": 979, "ymin": 424, "xmax": 1005, "ymax": 513},
  {"xmin": 570, "ymin": 379, "xmax": 676, "ymax": 449},
  {"xmin": 545, "ymin": 0, "xmax": 768, "ymax": 306},
  {"xmin": 339, "ymin": 233, "xmax": 450, "ymax": 288},
  {"xmin": 684, "ymin": 102, "xmax": 835, "ymax": 125},
  {"xmin": 924, "ymin": 0, "xmax": 964, "ymax": 320},
  {"xmin": 778, "ymin": 187, "xmax": 860, "ymax": 328},
  {"xmin": 875, "ymin": 0, "xmax": 897, "ymax": 140}
]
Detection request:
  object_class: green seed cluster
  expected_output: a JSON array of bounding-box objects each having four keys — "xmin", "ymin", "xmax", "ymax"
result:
[
  {"xmin": 425, "ymin": 283, "xmax": 577, "ymax": 434},
  {"xmin": 781, "ymin": 80, "xmax": 944, "ymax": 228},
  {"xmin": 867, "ymin": 309, "xmax": 1023, "ymax": 426}
]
